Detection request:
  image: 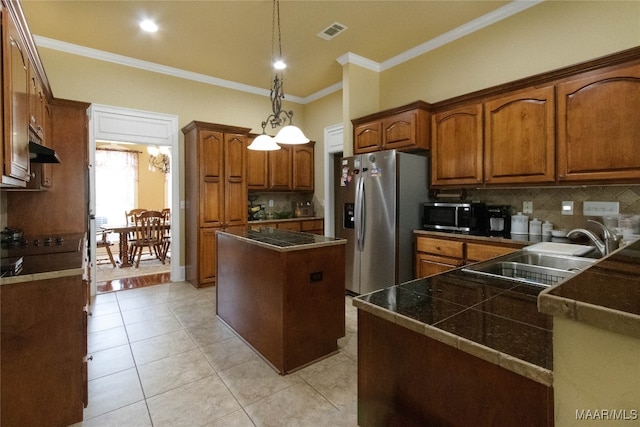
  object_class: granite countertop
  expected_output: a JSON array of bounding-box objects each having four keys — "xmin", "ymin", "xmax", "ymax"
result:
[
  {"xmin": 217, "ymin": 226, "xmax": 345, "ymax": 252},
  {"xmin": 538, "ymin": 239, "xmax": 640, "ymax": 340},
  {"xmin": 0, "ymin": 252, "xmax": 85, "ymax": 285},
  {"xmin": 353, "ymin": 268, "xmax": 554, "ymax": 386},
  {"xmin": 414, "ymin": 228, "xmax": 571, "ymax": 247}
]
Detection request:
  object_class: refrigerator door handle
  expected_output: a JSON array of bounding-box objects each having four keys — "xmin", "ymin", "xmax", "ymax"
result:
[{"xmin": 355, "ymin": 174, "xmax": 366, "ymax": 252}]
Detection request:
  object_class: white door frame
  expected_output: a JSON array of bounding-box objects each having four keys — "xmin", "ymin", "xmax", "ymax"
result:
[
  {"xmin": 87, "ymin": 104, "xmax": 182, "ymax": 296},
  {"xmin": 323, "ymin": 123, "xmax": 344, "ymax": 237}
]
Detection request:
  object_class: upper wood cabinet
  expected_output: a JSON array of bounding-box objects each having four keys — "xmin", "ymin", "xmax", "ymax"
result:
[
  {"xmin": 292, "ymin": 142, "xmax": 315, "ymax": 191},
  {"xmin": 431, "ymin": 103, "xmax": 483, "ymax": 186},
  {"xmin": 484, "ymin": 85, "xmax": 556, "ymax": 185},
  {"xmin": 3, "ymin": 7, "xmax": 30, "ymax": 184},
  {"xmin": 352, "ymin": 101, "xmax": 430, "ymax": 154},
  {"xmin": 557, "ymin": 62, "xmax": 640, "ymax": 183},
  {"xmin": 247, "ymin": 140, "xmax": 315, "ymax": 192},
  {"xmin": 269, "ymin": 145, "xmax": 293, "ymax": 190}
]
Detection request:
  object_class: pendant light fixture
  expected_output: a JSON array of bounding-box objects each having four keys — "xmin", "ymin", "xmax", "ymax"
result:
[{"xmin": 248, "ymin": 0, "xmax": 309, "ymax": 151}]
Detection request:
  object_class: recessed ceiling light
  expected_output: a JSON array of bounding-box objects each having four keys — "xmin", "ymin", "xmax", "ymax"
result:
[{"xmin": 140, "ymin": 19, "xmax": 158, "ymax": 33}]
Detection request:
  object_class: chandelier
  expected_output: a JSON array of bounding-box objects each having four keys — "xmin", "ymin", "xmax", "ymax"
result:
[
  {"xmin": 248, "ymin": 0, "xmax": 309, "ymax": 151},
  {"xmin": 147, "ymin": 146, "xmax": 170, "ymax": 173}
]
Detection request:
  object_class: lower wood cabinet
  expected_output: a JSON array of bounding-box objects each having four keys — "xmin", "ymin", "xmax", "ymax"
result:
[
  {"xmin": 415, "ymin": 234, "xmax": 524, "ymax": 279},
  {"xmin": 358, "ymin": 310, "xmax": 553, "ymax": 426},
  {"xmin": 1, "ymin": 274, "xmax": 87, "ymax": 427},
  {"xmin": 250, "ymin": 218, "xmax": 325, "ymax": 235}
]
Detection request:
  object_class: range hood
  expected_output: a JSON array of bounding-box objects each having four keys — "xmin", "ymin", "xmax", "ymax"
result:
[{"xmin": 29, "ymin": 140, "xmax": 61, "ymax": 163}]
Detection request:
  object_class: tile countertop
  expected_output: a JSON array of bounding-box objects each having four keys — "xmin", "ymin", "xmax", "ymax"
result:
[
  {"xmin": 217, "ymin": 226, "xmax": 345, "ymax": 252},
  {"xmin": 538, "ymin": 238, "xmax": 640, "ymax": 340},
  {"xmin": 353, "ymin": 269, "xmax": 554, "ymax": 387}
]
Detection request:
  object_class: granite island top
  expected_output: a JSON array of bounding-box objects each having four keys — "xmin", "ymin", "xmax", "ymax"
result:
[
  {"xmin": 217, "ymin": 226, "xmax": 345, "ymax": 252},
  {"xmin": 353, "ymin": 268, "xmax": 554, "ymax": 386},
  {"xmin": 538, "ymin": 238, "xmax": 640, "ymax": 340}
]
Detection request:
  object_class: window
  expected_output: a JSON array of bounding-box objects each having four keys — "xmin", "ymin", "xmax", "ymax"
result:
[{"xmin": 95, "ymin": 147, "xmax": 139, "ymax": 228}]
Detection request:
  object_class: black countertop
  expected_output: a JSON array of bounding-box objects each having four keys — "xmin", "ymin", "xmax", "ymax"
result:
[{"xmin": 217, "ymin": 226, "xmax": 345, "ymax": 251}]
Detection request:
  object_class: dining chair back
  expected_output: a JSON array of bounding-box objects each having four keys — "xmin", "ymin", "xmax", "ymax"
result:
[
  {"xmin": 131, "ymin": 210, "xmax": 166, "ymax": 268},
  {"xmin": 96, "ymin": 229, "xmax": 116, "ymax": 267},
  {"xmin": 125, "ymin": 209, "xmax": 148, "ymax": 260},
  {"xmin": 161, "ymin": 208, "xmax": 171, "ymax": 259}
]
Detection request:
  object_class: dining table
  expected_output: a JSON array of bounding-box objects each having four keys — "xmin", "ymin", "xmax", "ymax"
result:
[{"xmin": 101, "ymin": 223, "xmax": 170, "ymax": 268}]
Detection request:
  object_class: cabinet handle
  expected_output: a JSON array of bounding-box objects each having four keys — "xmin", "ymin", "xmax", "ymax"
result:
[
  {"xmin": 435, "ymin": 246, "xmax": 441, "ymax": 250},
  {"xmin": 87, "ymin": 355, "xmax": 94, "ymax": 361}
]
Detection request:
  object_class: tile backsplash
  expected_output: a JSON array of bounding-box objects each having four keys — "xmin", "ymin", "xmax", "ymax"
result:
[{"xmin": 468, "ymin": 185, "xmax": 640, "ymax": 230}]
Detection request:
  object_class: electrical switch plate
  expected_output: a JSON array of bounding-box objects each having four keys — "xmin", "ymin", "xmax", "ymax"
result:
[
  {"xmin": 562, "ymin": 201, "xmax": 574, "ymax": 215},
  {"xmin": 268, "ymin": 199, "xmax": 274, "ymax": 207},
  {"xmin": 583, "ymin": 201, "xmax": 619, "ymax": 216},
  {"xmin": 523, "ymin": 201, "xmax": 533, "ymax": 214}
]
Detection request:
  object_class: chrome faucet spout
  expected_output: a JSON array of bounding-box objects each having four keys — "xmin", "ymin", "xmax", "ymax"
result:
[
  {"xmin": 566, "ymin": 228, "xmax": 606, "ymax": 256},
  {"xmin": 567, "ymin": 220, "xmax": 621, "ymax": 257}
]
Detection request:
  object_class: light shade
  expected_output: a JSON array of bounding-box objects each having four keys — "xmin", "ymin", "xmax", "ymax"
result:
[
  {"xmin": 273, "ymin": 125, "xmax": 310, "ymax": 145},
  {"xmin": 248, "ymin": 134, "xmax": 281, "ymax": 151}
]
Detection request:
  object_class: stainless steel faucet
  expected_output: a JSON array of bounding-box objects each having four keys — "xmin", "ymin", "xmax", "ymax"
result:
[{"xmin": 567, "ymin": 220, "xmax": 621, "ymax": 257}]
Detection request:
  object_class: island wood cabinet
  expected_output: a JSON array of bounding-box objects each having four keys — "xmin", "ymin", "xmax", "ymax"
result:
[
  {"xmin": 247, "ymin": 140, "xmax": 315, "ymax": 191},
  {"xmin": 1, "ymin": 274, "xmax": 87, "ymax": 427},
  {"xmin": 431, "ymin": 103, "xmax": 483, "ymax": 186},
  {"xmin": 182, "ymin": 121, "xmax": 250, "ymax": 288},
  {"xmin": 557, "ymin": 62, "xmax": 640, "ymax": 183},
  {"xmin": 352, "ymin": 101, "xmax": 430, "ymax": 154},
  {"xmin": 415, "ymin": 234, "xmax": 522, "ymax": 279}
]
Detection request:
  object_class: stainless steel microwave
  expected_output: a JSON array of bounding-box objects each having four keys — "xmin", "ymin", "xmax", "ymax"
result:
[{"xmin": 422, "ymin": 202, "xmax": 487, "ymax": 233}]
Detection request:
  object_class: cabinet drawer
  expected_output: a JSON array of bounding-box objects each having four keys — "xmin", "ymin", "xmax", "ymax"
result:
[
  {"xmin": 416, "ymin": 237, "xmax": 464, "ymax": 259},
  {"xmin": 301, "ymin": 219, "xmax": 323, "ymax": 232},
  {"xmin": 466, "ymin": 242, "xmax": 518, "ymax": 262},
  {"xmin": 276, "ymin": 221, "xmax": 301, "ymax": 231}
]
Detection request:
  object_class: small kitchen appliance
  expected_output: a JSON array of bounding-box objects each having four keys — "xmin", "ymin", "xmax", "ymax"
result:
[
  {"xmin": 486, "ymin": 205, "xmax": 511, "ymax": 235},
  {"xmin": 422, "ymin": 201, "xmax": 487, "ymax": 233}
]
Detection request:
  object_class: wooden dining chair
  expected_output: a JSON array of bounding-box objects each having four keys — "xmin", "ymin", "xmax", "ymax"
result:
[
  {"xmin": 131, "ymin": 210, "xmax": 166, "ymax": 268},
  {"xmin": 161, "ymin": 208, "xmax": 171, "ymax": 260},
  {"xmin": 96, "ymin": 229, "xmax": 116, "ymax": 267},
  {"xmin": 125, "ymin": 209, "xmax": 148, "ymax": 261}
]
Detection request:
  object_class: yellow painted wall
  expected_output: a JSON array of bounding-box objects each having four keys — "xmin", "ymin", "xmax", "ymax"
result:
[
  {"xmin": 553, "ymin": 317, "xmax": 640, "ymax": 426},
  {"xmin": 379, "ymin": 0, "xmax": 640, "ymax": 108}
]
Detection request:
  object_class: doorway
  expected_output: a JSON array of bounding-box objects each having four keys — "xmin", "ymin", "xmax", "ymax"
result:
[{"xmin": 88, "ymin": 104, "xmax": 181, "ymax": 297}]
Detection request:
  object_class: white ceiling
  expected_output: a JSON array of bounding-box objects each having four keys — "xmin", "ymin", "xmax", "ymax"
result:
[{"xmin": 20, "ymin": 1, "xmax": 541, "ymax": 102}]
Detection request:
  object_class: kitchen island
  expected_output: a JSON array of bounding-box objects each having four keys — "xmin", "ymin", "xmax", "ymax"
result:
[
  {"xmin": 216, "ymin": 226, "xmax": 346, "ymax": 374},
  {"xmin": 353, "ymin": 265, "xmax": 554, "ymax": 426}
]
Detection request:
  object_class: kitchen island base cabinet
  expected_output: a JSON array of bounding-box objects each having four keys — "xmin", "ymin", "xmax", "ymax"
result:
[
  {"xmin": 216, "ymin": 232, "xmax": 345, "ymax": 374},
  {"xmin": 357, "ymin": 310, "xmax": 554, "ymax": 427}
]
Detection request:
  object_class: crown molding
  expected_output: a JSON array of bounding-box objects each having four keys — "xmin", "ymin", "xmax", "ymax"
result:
[{"xmin": 33, "ymin": 1, "xmax": 540, "ymax": 106}]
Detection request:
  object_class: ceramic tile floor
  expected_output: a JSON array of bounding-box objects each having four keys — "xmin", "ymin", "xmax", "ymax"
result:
[{"xmin": 71, "ymin": 281, "xmax": 359, "ymax": 426}]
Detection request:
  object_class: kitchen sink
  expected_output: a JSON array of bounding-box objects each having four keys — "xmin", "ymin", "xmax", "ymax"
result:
[{"xmin": 463, "ymin": 252, "xmax": 597, "ymax": 287}]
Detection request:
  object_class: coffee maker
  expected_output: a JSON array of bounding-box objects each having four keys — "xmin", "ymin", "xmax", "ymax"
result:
[{"xmin": 486, "ymin": 205, "xmax": 511, "ymax": 235}]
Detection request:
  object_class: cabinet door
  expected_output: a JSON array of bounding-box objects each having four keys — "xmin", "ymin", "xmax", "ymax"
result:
[
  {"xmin": 354, "ymin": 121, "xmax": 382, "ymax": 154},
  {"xmin": 431, "ymin": 103, "xmax": 483, "ymax": 186},
  {"xmin": 199, "ymin": 227, "xmax": 218, "ymax": 285},
  {"xmin": 247, "ymin": 136, "xmax": 269, "ymax": 190},
  {"xmin": 224, "ymin": 133, "xmax": 247, "ymax": 226},
  {"xmin": 557, "ymin": 63, "xmax": 640, "ymax": 182},
  {"xmin": 484, "ymin": 86, "xmax": 555, "ymax": 184},
  {"xmin": 276, "ymin": 221, "xmax": 301, "ymax": 231},
  {"xmin": 382, "ymin": 110, "xmax": 416, "ymax": 150},
  {"xmin": 292, "ymin": 143, "xmax": 314, "ymax": 191},
  {"xmin": 199, "ymin": 130, "xmax": 225, "ymax": 227},
  {"xmin": 3, "ymin": 12, "xmax": 30, "ymax": 182},
  {"xmin": 416, "ymin": 253, "xmax": 460, "ymax": 278},
  {"xmin": 268, "ymin": 144, "xmax": 292, "ymax": 190}
]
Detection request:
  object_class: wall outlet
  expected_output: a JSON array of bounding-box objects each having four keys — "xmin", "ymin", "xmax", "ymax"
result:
[
  {"xmin": 583, "ymin": 201, "xmax": 619, "ymax": 216},
  {"xmin": 523, "ymin": 201, "xmax": 533, "ymax": 214},
  {"xmin": 562, "ymin": 201, "xmax": 574, "ymax": 215}
]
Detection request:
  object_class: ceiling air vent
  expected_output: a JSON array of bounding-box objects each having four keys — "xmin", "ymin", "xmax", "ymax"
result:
[{"xmin": 317, "ymin": 22, "xmax": 348, "ymax": 41}]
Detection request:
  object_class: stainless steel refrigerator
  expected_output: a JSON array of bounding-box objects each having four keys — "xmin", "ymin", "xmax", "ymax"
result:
[{"xmin": 334, "ymin": 149, "xmax": 429, "ymax": 295}]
